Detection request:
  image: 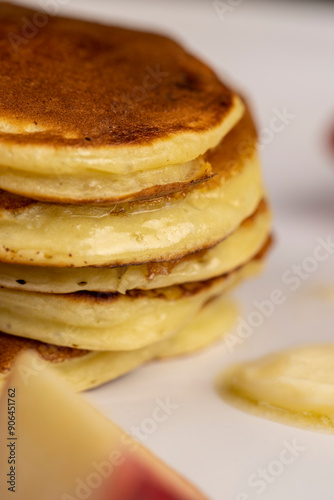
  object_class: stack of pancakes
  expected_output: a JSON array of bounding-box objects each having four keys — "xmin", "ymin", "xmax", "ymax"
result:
[{"xmin": 0, "ymin": 3, "xmax": 271, "ymax": 391}]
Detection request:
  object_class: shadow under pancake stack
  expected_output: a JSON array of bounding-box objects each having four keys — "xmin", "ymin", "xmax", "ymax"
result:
[{"xmin": 0, "ymin": 3, "xmax": 271, "ymax": 391}]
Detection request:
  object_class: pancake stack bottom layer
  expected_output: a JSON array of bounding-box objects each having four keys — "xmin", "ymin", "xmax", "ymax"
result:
[{"xmin": 0, "ymin": 4, "xmax": 271, "ymax": 390}]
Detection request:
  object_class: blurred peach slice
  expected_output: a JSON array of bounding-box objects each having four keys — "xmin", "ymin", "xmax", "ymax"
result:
[{"xmin": 0, "ymin": 351, "xmax": 208, "ymax": 500}]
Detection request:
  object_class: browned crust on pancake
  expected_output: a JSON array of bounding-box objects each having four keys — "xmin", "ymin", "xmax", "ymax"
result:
[
  {"xmin": 0, "ymin": 106, "xmax": 256, "ymax": 214},
  {"xmin": 0, "ymin": 199, "xmax": 268, "ymax": 294},
  {"xmin": 31, "ymin": 236, "xmax": 271, "ymax": 303},
  {"xmin": 0, "ymin": 196, "xmax": 266, "ymax": 270},
  {"xmin": 0, "ymin": 239, "xmax": 271, "ymax": 375},
  {"xmin": 0, "ymin": 105, "xmax": 259, "ymax": 268},
  {"xmin": 0, "ymin": 3, "xmax": 235, "ymax": 148},
  {"xmin": 0, "ymin": 331, "xmax": 88, "ymax": 374},
  {"xmin": 0, "ymin": 189, "xmax": 36, "ymax": 211},
  {"xmin": 254, "ymin": 233, "xmax": 272, "ymax": 260},
  {"xmin": 0, "ymin": 103, "xmax": 255, "ymax": 213},
  {"xmin": 0, "ymin": 234, "xmax": 236, "ymax": 267},
  {"xmin": 204, "ymin": 104, "xmax": 257, "ymax": 182},
  {"xmin": 1, "ymin": 167, "xmax": 215, "ymax": 206}
]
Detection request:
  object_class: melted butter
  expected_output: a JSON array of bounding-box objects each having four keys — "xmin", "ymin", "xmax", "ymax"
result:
[{"xmin": 217, "ymin": 345, "xmax": 334, "ymax": 433}]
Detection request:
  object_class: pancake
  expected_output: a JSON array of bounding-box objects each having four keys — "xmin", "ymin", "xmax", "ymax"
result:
[
  {"xmin": 0, "ymin": 199, "xmax": 270, "ymax": 293},
  {"xmin": 0, "ymin": 5, "xmax": 272, "ymax": 399},
  {"xmin": 0, "ymin": 2, "xmax": 244, "ymax": 203},
  {"xmin": 156, "ymin": 294, "xmax": 238, "ymax": 359},
  {"xmin": 0, "ymin": 156, "xmax": 214, "ymax": 205},
  {"xmin": 0, "ymin": 108, "xmax": 263, "ymax": 267},
  {"xmin": 0, "ymin": 294, "xmax": 238, "ymax": 392},
  {"xmin": 0, "ymin": 258, "xmax": 262, "ymax": 351}
]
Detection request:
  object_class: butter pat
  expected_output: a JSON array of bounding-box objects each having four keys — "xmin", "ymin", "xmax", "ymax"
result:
[{"xmin": 217, "ymin": 345, "xmax": 334, "ymax": 433}]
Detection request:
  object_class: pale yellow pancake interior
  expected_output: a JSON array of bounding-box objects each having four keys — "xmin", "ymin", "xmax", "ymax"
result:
[
  {"xmin": 0, "ymin": 260, "xmax": 261, "ymax": 351},
  {"xmin": 0, "ymin": 95, "xmax": 244, "ymax": 177},
  {"xmin": 0, "ymin": 150, "xmax": 263, "ymax": 267},
  {"xmin": 0, "ymin": 201, "xmax": 270, "ymax": 294},
  {"xmin": 0, "ymin": 155, "xmax": 212, "ymax": 204},
  {"xmin": 0, "ymin": 293, "xmax": 238, "ymax": 392}
]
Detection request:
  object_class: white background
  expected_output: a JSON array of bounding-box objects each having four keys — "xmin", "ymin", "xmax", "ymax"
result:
[{"xmin": 17, "ymin": 1, "xmax": 334, "ymax": 498}]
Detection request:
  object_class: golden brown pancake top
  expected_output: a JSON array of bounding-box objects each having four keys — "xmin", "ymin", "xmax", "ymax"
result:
[
  {"xmin": 0, "ymin": 2, "xmax": 235, "ymax": 148},
  {"xmin": 0, "ymin": 332, "xmax": 88, "ymax": 374}
]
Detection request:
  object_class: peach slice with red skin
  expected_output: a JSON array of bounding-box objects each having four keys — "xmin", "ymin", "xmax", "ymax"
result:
[
  {"xmin": 107, "ymin": 457, "xmax": 193, "ymax": 500},
  {"xmin": 0, "ymin": 351, "xmax": 208, "ymax": 500}
]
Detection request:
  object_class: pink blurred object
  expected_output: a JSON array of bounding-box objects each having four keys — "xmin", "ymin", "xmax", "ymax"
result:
[
  {"xmin": 105, "ymin": 456, "xmax": 190, "ymax": 500},
  {"xmin": 330, "ymin": 124, "xmax": 334, "ymax": 154}
]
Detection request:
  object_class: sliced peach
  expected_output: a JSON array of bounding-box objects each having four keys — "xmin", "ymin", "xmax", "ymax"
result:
[{"xmin": 0, "ymin": 351, "xmax": 208, "ymax": 500}]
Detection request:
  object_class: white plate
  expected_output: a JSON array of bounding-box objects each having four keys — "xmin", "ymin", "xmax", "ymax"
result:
[{"xmin": 24, "ymin": 0, "xmax": 334, "ymax": 497}]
